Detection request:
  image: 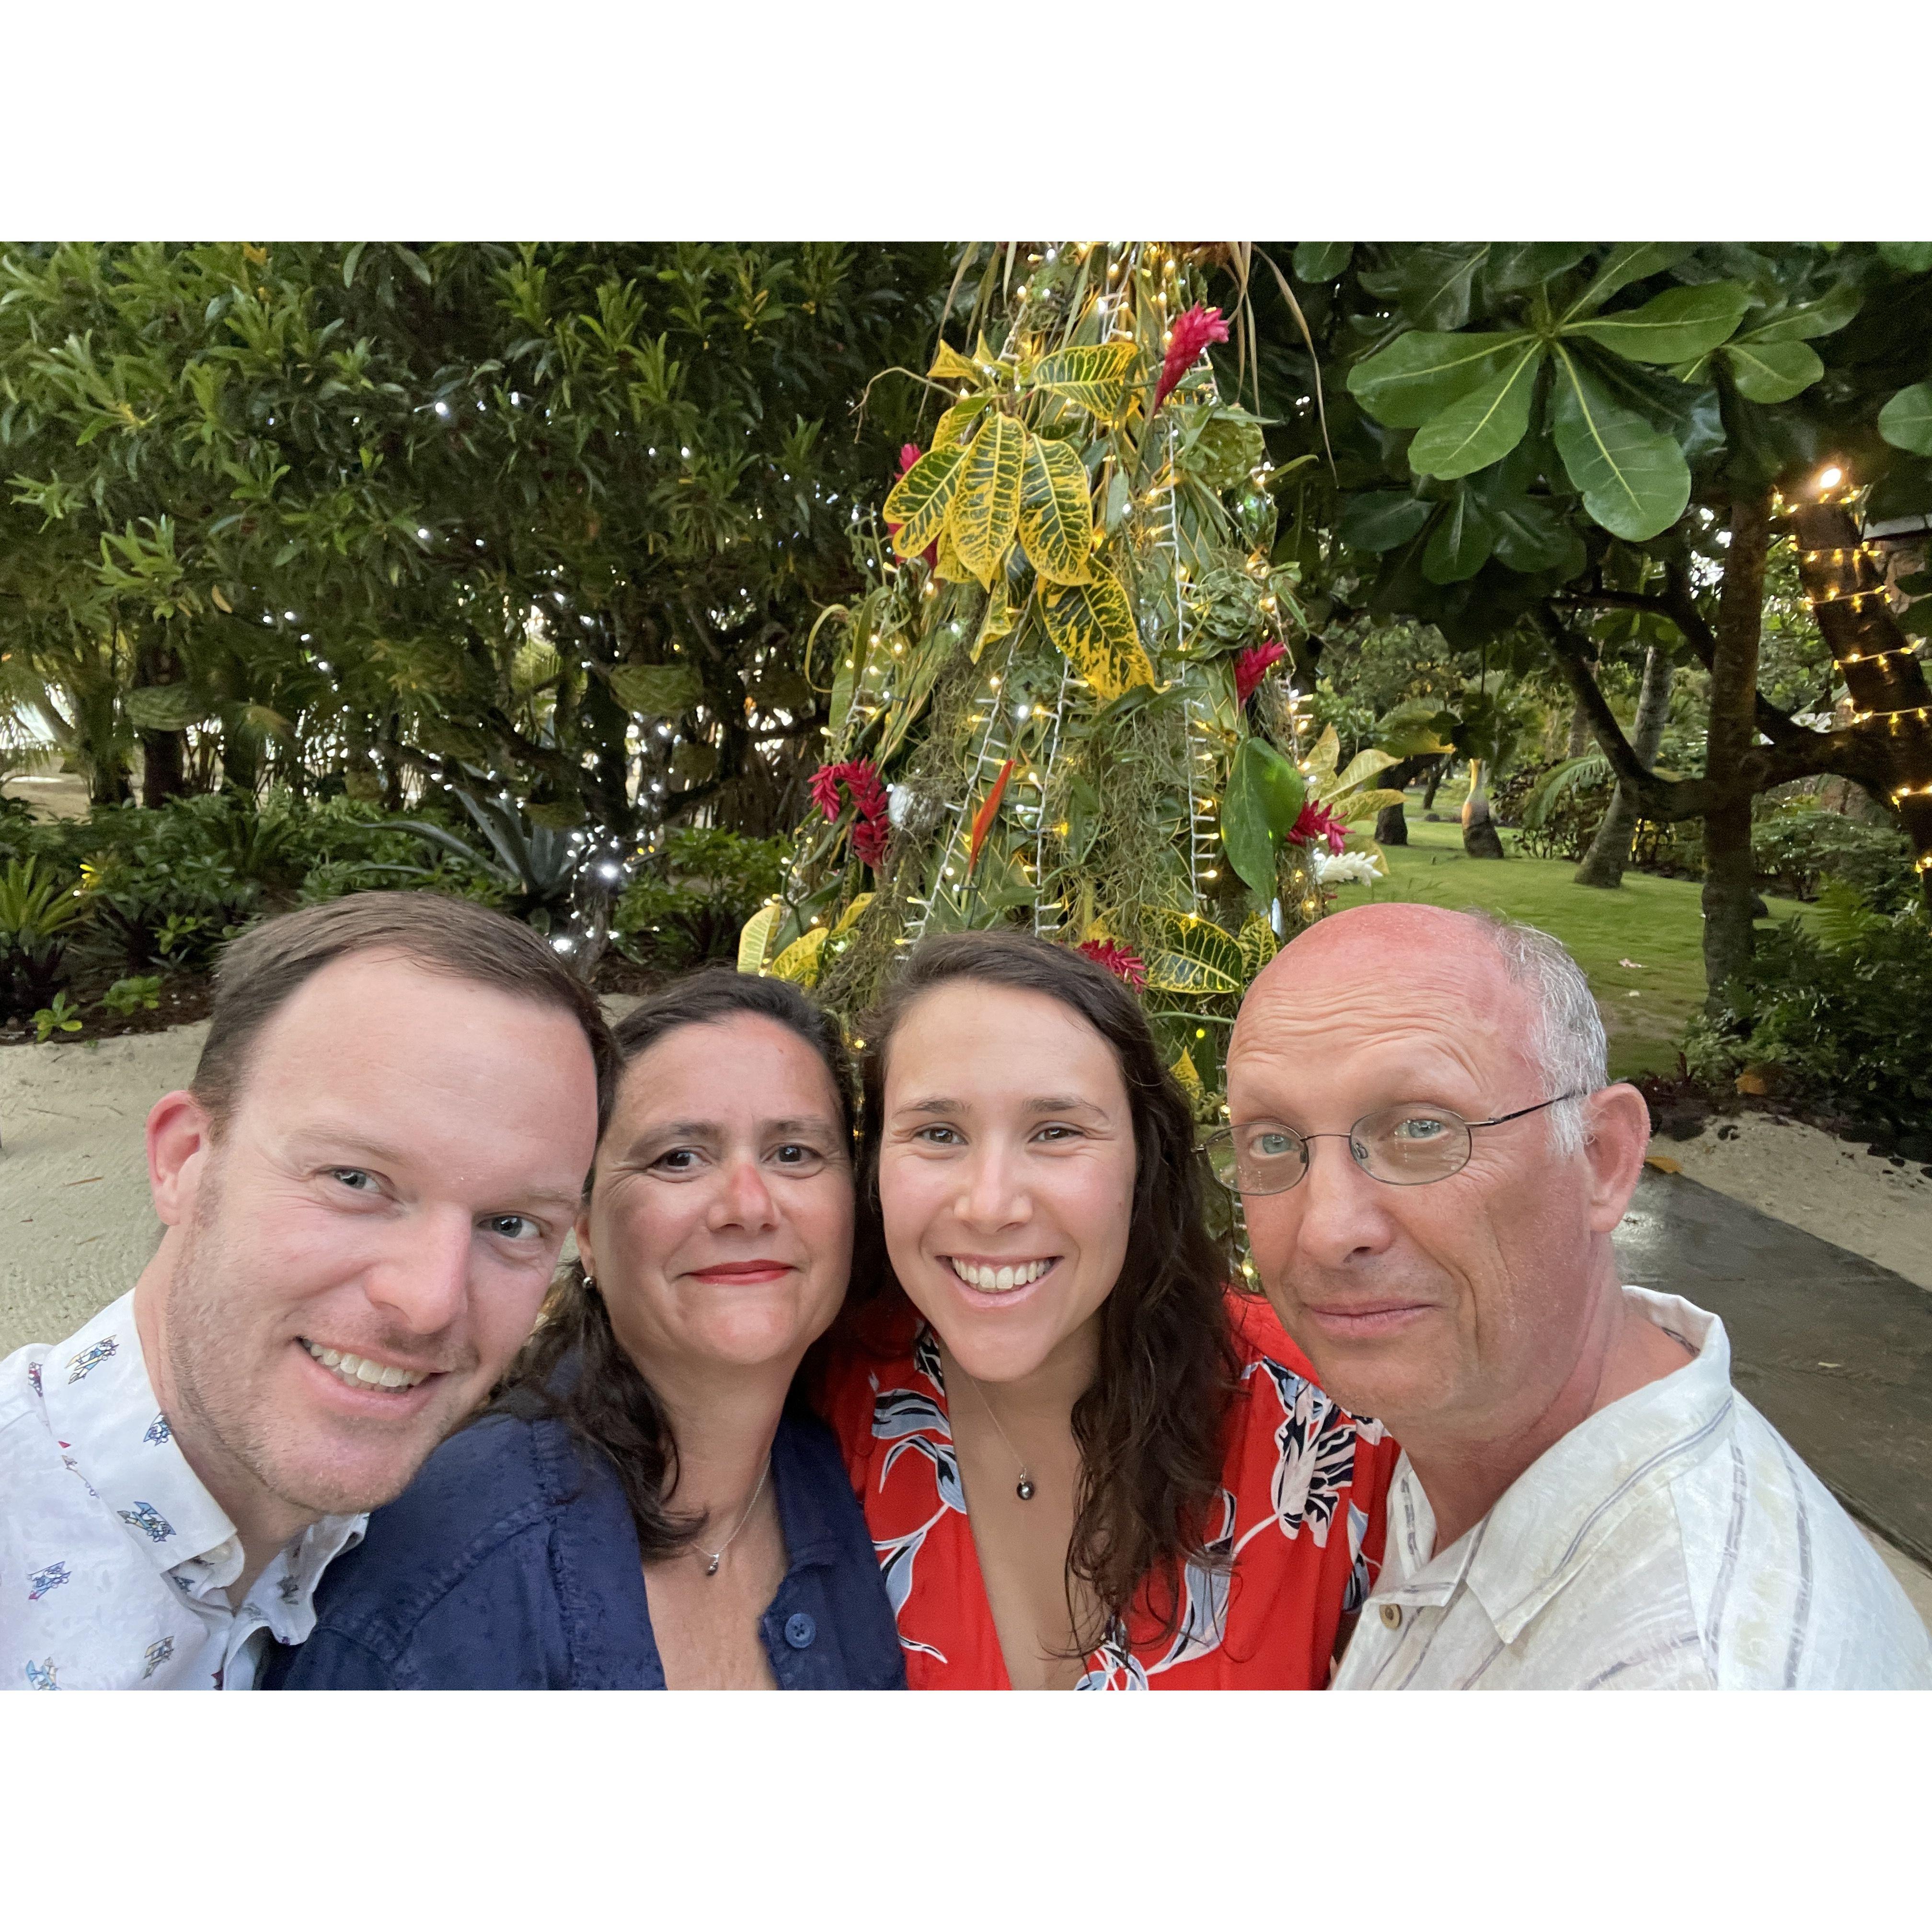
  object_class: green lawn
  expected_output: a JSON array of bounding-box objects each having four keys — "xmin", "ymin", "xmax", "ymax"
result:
[{"xmin": 1325, "ymin": 808, "xmax": 1815, "ymax": 1081}]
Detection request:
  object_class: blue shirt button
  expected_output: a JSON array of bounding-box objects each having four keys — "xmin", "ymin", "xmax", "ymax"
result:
[{"xmin": 783, "ymin": 1611, "xmax": 816, "ymax": 1650}]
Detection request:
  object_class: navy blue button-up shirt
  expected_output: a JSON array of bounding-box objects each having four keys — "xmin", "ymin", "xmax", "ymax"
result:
[{"xmin": 263, "ymin": 1396, "xmax": 904, "ymax": 1691}]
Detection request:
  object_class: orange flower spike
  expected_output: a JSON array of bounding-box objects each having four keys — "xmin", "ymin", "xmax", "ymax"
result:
[{"xmin": 966, "ymin": 758, "xmax": 1016, "ymax": 875}]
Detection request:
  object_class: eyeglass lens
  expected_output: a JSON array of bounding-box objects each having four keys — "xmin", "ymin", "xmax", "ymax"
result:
[{"xmin": 1209, "ymin": 1104, "xmax": 1476, "ymax": 1194}]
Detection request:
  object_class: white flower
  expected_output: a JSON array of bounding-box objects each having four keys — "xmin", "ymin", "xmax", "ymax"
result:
[
  {"xmin": 1312, "ymin": 848, "xmax": 1384, "ymax": 886},
  {"xmin": 887, "ymin": 783, "xmax": 913, "ymax": 828}
]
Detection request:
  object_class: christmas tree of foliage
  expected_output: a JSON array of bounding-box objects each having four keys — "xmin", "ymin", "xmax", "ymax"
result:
[{"xmin": 738, "ymin": 243, "xmax": 1403, "ymax": 1103}]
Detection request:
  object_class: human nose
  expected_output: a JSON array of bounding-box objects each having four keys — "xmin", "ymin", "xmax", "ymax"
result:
[
  {"xmin": 363, "ymin": 1205, "xmax": 473, "ymax": 1335},
  {"xmin": 954, "ymin": 1138, "xmax": 1030, "ymax": 1230},
  {"xmin": 1289, "ymin": 1131, "xmax": 1397, "ymax": 1271},
  {"xmin": 707, "ymin": 1153, "xmax": 781, "ymax": 1233}
]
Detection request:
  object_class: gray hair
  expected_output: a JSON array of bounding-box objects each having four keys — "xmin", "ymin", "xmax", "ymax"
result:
[{"xmin": 1472, "ymin": 914, "xmax": 1608, "ymax": 1156}]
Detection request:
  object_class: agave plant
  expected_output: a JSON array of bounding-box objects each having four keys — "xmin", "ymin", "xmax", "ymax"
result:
[{"xmin": 0, "ymin": 857, "xmax": 89, "ymax": 1020}]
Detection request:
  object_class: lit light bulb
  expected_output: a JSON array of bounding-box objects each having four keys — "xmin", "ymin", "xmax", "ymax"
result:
[{"xmin": 1817, "ymin": 465, "xmax": 1844, "ymax": 492}]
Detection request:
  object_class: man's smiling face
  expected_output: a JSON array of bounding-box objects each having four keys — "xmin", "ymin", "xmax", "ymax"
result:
[{"xmin": 149, "ymin": 950, "xmax": 599, "ymax": 1523}]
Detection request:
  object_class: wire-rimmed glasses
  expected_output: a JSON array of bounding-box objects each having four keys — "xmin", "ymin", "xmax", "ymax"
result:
[{"xmin": 1201, "ymin": 1093, "xmax": 1590, "ymax": 1196}]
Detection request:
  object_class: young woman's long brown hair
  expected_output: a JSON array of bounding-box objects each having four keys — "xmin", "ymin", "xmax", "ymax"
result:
[
  {"xmin": 846, "ymin": 929, "xmax": 1239, "ymax": 1649},
  {"xmin": 489, "ymin": 968, "xmax": 856, "ymax": 1557}
]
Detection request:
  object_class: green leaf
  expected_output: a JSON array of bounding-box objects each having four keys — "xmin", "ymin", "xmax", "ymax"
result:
[
  {"xmin": 1566, "ymin": 282, "xmax": 1751, "ymax": 363},
  {"xmin": 1485, "ymin": 493, "xmax": 1585, "ymax": 577},
  {"xmin": 1746, "ymin": 280, "xmax": 1862, "ymax": 343},
  {"xmin": 1357, "ymin": 245, "xmax": 1492, "ymax": 330},
  {"xmin": 1029, "ymin": 343, "xmax": 1139, "ymax": 419},
  {"xmin": 1040, "ymin": 571, "xmax": 1154, "ymax": 702},
  {"xmin": 1724, "ymin": 338, "xmax": 1825, "ymax": 405},
  {"xmin": 1422, "ymin": 492, "xmax": 1495, "ymax": 583},
  {"xmin": 1483, "ymin": 243, "xmax": 1589, "ymax": 294},
  {"xmin": 1407, "ymin": 344, "xmax": 1543, "ymax": 479},
  {"xmin": 1877, "ymin": 242, "xmax": 1932, "ymax": 275},
  {"xmin": 608, "ymin": 662, "xmax": 702, "ymax": 717},
  {"xmin": 123, "ymin": 685, "xmax": 205, "ymax": 731},
  {"xmin": 1346, "ymin": 331, "xmax": 1531, "ymax": 429},
  {"xmin": 1293, "ymin": 242, "xmax": 1353, "ymax": 282},
  {"xmin": 1878, "ymin": 380, "xmax": 1932, "ymax": 457},
  {"xmin": 931, "ymin": 394, "xmax": 991, "ymax": 450},
  {"xmin": 1017, "ymin": 430, "xmax": 1093, "ymax": 585},
  {"xmin": 950, "ymin": 412, "xmax": 1024, "ymax": 588},
  {"xmin": 1564, "ymin": 245, "xmax": 1693, "ymax": 319},
  {"xmin": 1551, "ymin": 350, "xmax": 1692, "ymax": 541},
  {"xmin": 1220, "ymin": 736, "xmax": 1306, "ymax": 897},
  {"xmin": 881, "ymin": 443, "xmax": 966, "ymax": 557},
  {"xmin": 1143, "ymin": 913, "xmax": 1246, "ymax": 996},
  {"xmin": 1338, "ymin": 492, "xmax": 1434, "ymax": 553},
  {"xmin": 970, "ymin": 574, "xmax": 1014, "ymax": 661}
]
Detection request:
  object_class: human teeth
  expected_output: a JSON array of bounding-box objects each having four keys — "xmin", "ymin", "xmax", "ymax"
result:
[
  {"xmin": 303, "ymin": 1341, "xmax": 426, "ymax": 1391},
  {"xmin": 950, "ymin": 1259, "xmax": 1051, "ymax": 1291},
  {"xmin": 996, "ymin": 1267, "xmax": 1014, "ymax": 1291}
]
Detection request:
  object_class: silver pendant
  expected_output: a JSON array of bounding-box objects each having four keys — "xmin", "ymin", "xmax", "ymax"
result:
[
  {"xmin": 704, "ymin": 1554, "xmax": 721, "ymax": 1576},
  {"xmin": 1016, "ymin": 1477, "xmax": 1035, "ymax": 1502}
]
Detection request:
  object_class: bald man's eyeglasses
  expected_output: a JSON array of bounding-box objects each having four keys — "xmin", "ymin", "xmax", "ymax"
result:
[{"xmin": 1202, "ymin": 1093, "xmax": 1590, "ymax": 1196}]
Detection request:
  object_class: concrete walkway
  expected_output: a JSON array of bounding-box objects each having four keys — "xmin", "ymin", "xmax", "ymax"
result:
[{"xmin": 1619, "ymin": 1169, "xmax": 1932, "ymax": 1622}]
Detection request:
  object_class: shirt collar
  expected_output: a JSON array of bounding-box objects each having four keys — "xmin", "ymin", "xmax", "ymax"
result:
[
  {"xmin": 38, "ymin": 1290, "xmax": 366, "ymax": 1626},
  {"xmin": 1390, "ymin": 1288, "xmax": 1735, "ymax": 1642}
]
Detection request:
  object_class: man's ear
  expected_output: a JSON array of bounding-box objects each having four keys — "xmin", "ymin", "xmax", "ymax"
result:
[
  {"xmin": 147, "ymin": 1090, "xmax": 215, "ymax": 1227},
  {"xmin": 572, "ymin": 1208, "xmax": 599, "ymax": 1285},
  {"xmin": 1582, "ymin": 1081, "xmax": 1652, "ymax": 1233}
]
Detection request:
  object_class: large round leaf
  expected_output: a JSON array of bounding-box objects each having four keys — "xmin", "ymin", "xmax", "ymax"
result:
[
  {"xmin": 1565, "ymin": 281, "xmax": 1750, "ymax": 364},
  {"xmin": 1407, "ymin": 343, "xmax": 1543, "ymax": 479},
  {"xmin": 1338, "ymin": 491, "xmax": 1434, "ymax": 553},
  {"xmin": 1725, "ymin": 338, "xmax": 1825, "ymax": 406},
  {"xmin": 1878, "ymin": 380, "xmax": 1932, "ymax": 457},
  {"xmin": 1293, "ymin": 242, "xmax": 1353, "ymax": 282},
  {"xmin": 1422, "ymin": 492, "xmax": 1496, "ymax": 583},
  {"xmin": 1551, "ymin": 352, "xmax": 1691, "ymax": 541},
  {"xmin": 1220, "ymin": 736, "xmax": 1306, "ymax": 897},
  {"xmin": 1346, "ymin": 330, "xmax": 1532, "ymax": 429}
]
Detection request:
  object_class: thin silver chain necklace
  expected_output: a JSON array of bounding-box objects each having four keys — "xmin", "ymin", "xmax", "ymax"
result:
[
  {"xmin": 957, "ymin": 1367, "xmax": 1037, "ymax": 1502},
  {"xmin": 697, "ymin": 1458, "xmax": 771, "ymax": 1576}
]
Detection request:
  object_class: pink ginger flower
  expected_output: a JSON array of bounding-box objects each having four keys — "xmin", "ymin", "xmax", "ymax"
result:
[
  {"xmin": 1290, "ymin": 799, "xmax": 1348, "ymax": 856},
  {"xmin": 1152, "ymin": 303, "xmax": 1230, "ymax": 414},
  {"xmin": 1234, "ymin": 639, "xmax": 1286, "ymax": 706},
  {"xmin": 1076, "ymin": 939, "xmax": 1148, "ymax": 991}
]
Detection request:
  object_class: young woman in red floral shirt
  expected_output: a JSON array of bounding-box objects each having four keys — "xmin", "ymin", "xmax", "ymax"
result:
[{"xmin": 819, "ymin": 931, "xmax": 1397, "ymax": 1690}]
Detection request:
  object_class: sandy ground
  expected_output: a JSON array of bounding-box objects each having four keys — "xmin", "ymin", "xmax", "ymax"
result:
[
  {"xmin": 4, "ymin": 1017, "xmax": 1930, "ymax": 1617},
  {"xmin": 1658, "ymin": 1113, "xmax": 1932, "ymax": 1294}
]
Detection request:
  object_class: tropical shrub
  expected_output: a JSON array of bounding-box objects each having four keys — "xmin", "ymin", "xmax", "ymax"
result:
[
  {"xmin": 1685, "ymin": 901, "xmax": 1932, "ymax": 1135},
  {"xmin": 613, "ymin": 830, "xmax": 787, "ymax": 970},
  {"xmin": 0, "ymin": 857, "xmax": 88, "ymax": 1019},
  {"xmin": 1748, "ymin": 805, "xmax": 1917, "ymax": 910}
]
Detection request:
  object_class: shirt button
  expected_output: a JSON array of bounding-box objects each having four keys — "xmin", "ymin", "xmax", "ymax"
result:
[
  {"xmin": 1378, "ymin": 1602, "xmax": 1404, "ymax": 1631},
  {"xmin": 783, "ymin": 1612, "xmax": 816, "ymax": 1651}
]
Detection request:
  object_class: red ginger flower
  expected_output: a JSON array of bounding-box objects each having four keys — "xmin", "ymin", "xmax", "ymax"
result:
[
  {"xmin": 1290, "ymin": 799, "xmax": 1348, "ymax": 856},
  {"xmin": 1077, "ymin": 939, "xmax": 1148, "ymax": 991},
  {"xmin": 810, "ymin": 758, "xmax": 892, "ymax": 871},
  {"xmin": 1152, "ymin": 303, "xmax": 1230, "ymax": 414},
  {"xmin": 1234, "ymin": 639, "xmax": 1286, "ymax": 706}
]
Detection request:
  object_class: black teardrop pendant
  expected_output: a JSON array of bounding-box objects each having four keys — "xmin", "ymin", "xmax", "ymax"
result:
[{"xmin": 1016, "ymin": 1477, "xmax": 1036, "ymax": 1501}]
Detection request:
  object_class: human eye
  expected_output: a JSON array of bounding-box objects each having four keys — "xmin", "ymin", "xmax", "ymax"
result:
[
  {"xmin": 324, "ymin": 1167, "xmax": 382, "ymax": 1196},
  {"xmin": 1389, "ymin": 1110, "xmax": 1455, "ymax": 1142},
  {"xmin": 648, "ymin": 1146, "xmax": 707, "ymax": 1177},
  {"xmin": 1248, "ymin": 1129, "xmax": 1298, "ymax": 1160},
  {"xmin": 1032, "ymin": 1122, "xmax": 1082, "ymax": 1145},
  {"xmin": 771, "ymin": 1141, "xmax": 828, "ymax": 1171},
  {"xmin": 481, "ymin": 1213, "xmax": 543, "ymax": 1242},
  {"xmin": 913, "ymin": 1124, "xmax": 962, "ymax": 1147}
]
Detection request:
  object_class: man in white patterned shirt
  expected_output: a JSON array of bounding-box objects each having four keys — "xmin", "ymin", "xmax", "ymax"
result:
[
  {"xmin": 2, "ymin": 894, "xmax": 610, "ymax": 1689},
  {"xmin": 1224, "ymin": 903, "xmax": 1930, "ymax": 1690}
]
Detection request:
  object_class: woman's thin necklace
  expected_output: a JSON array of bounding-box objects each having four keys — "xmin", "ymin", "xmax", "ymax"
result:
[
  {"xmin": 959, "ymin": 1368, "xmax": 1037, "ymax": 1502},
  {"xmin": 698, "ymin": 1458, "xmax": 771, "ymax": 1576}
]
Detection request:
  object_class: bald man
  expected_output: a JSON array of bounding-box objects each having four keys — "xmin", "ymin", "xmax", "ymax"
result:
[{"xmin": 1221, "ymin": 904, "xmax": 1930, "ymax": 1690}]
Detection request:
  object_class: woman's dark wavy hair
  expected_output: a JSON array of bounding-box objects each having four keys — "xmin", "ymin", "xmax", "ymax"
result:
[
  {"xmin": 489, "ymin": 966, "xmax": 856, "ymax": 1558},
  {"xmin": 847, "ymin": 929, "xmax": 1238, "ymax": 1651}
]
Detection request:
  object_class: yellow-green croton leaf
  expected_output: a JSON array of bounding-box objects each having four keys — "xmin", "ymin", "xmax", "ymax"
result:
[
  {"xmin": 932, "ymin": 395, "xmax": 991, "ymax": 451},
  {"xmin": 971, "ymin": 574, "xmax": 1013, "ymax": 662},
  {"xmin": 1040, "ymin": 569, "xmax": 1154, "ymax": 701},
  {"xmin": 1030, "ymin": 342, "xmax": 1138, "ymax": 420},
  {"xmin": 1018, "ymin": 430, "xmax": 1094, "ymax": 585},
  {"xmin": 951, "ymin": 412, "xmax": 1025, "ymax": 588},
  {"xmin": 736, "ymin": 902, "xmax": 781, "ymax": 974},
  {"xmin": 882, "ymin": 443, "xmax": 966, "ymax": 559},
  {"xmin": 929, "ymin": 340, "xmax": 978, "ymax": 383},
  {"xmin": 769, "ymin": 925, "xmax": 829, "ymax": 987}
]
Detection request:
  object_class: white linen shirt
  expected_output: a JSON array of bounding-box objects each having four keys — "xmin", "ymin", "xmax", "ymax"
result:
[
  {"xmin": 1, "ymin": 1292, "xmax": 364, "ymax": 1690},
  {"xmin": 1335, "ymin": 1288, "xmax": 1932, "ymax": 1690}
]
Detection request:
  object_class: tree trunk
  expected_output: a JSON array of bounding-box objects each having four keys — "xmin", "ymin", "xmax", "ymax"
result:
[
  {"xmin": 135, "ymin": 638, "xmax": 190, "ymax": 808},
  {"xmin": 1576, "ymin": 646, "xmax": 1673, "ymax": 888},
  {"xmin": 1461, "ymin": 758, "xmax": 1505, "ymax": 858},
  {"xmin": 1566, "ymin": 699, "xmax": 1590, "ymax": 758},
  {"xmin": 1375, "ymin": 801, "xmax": 1408, "ymax": 846},
  {"xmin": 220, "ymin": 726, "xmax": 259, "ymax": 797},
  {"xmin": 1422, "ymin": 756, "xmax": 1448, "ymax": 811},
  {"xmin": 1701, "ymin": 493, "xmax": 1772, "ymax": 1010}
]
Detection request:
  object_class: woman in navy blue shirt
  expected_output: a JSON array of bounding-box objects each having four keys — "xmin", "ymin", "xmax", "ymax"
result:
[{"xmin": 270, "ymin": 970, "xmax": 904, "ymax": 1690}]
